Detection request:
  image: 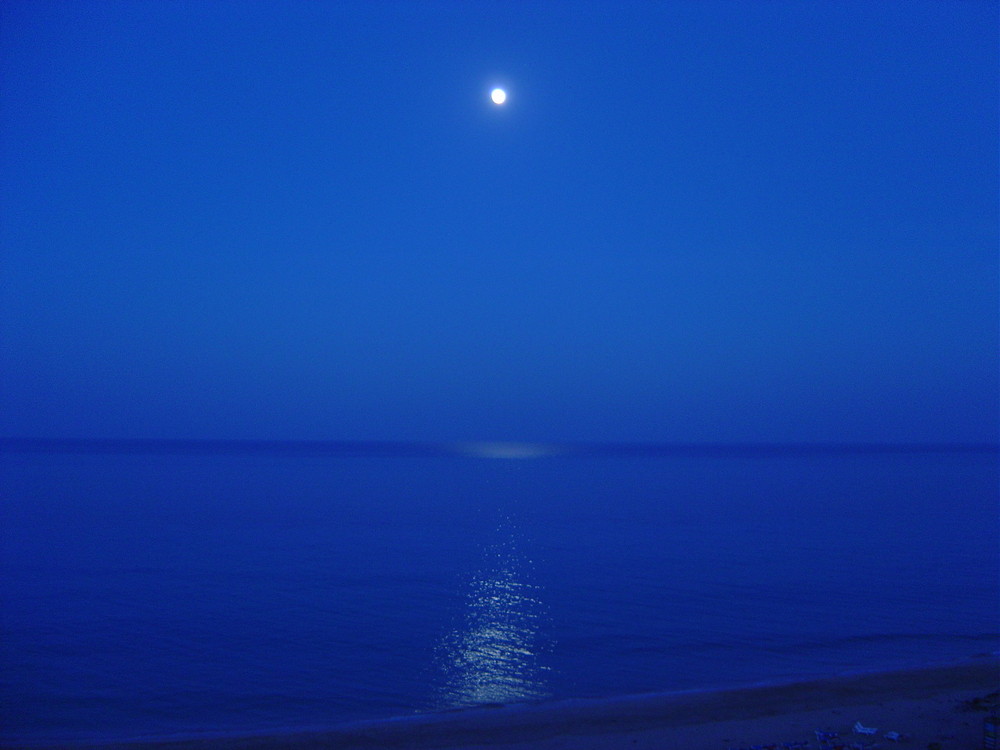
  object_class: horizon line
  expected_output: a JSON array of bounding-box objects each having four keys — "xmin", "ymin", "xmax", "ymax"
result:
[{"xmin": 1, "ymin": 437, "xmax": 996, "ymax": 458}]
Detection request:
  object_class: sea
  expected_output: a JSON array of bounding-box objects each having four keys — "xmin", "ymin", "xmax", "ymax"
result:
[{"xmin": 1, "ymin": 440, "xmax": 997, "ymax": 745}]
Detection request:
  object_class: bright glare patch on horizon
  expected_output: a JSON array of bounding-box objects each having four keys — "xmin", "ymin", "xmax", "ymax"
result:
[
  {"xmin": 457, "ymin": 442, "xmax": 557, "ymax": 459},
  {"xmin": 490, "ymin": 88, "xmax": 507, "ymax": 105}
]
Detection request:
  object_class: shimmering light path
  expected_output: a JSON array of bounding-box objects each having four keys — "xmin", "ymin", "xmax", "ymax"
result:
[{"xmin": 436, "ymin": 525, "xmax": 549, "ymax": 707}]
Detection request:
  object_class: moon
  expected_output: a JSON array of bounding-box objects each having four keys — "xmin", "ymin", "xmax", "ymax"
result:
[{"xmin": 490, "ymin": 88, "xmax": 507, "ymax": 105}]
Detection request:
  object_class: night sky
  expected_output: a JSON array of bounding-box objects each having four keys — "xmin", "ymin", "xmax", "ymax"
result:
[{"xmin": 1, "ymin": 1, "xmax": 996, "ymax": 443}]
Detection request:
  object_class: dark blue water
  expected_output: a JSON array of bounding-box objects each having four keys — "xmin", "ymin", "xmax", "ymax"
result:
[{"xmin": 1, "ymin": 443, "xmax": 997, "ymax": 744}]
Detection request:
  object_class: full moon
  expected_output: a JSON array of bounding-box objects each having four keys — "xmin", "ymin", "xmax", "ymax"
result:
[{"xmin": 490, "ymin": 88, "xmax": 507, "ymax": 105}]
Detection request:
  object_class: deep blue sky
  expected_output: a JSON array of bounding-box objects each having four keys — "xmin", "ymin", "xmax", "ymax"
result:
[{"xmin": 1, "ymin": 1, "xmax": 996, "ymax": 443}]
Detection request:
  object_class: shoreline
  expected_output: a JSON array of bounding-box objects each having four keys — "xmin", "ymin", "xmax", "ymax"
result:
[{"xmin": 11, "ymin": 656, "xmax": 998, "ymax": 750}]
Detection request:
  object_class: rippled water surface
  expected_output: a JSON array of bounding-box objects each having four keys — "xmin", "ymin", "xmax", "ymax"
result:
[{"xmin": 1, "ymin": 445, "xmax": 997, "ymax": 743}]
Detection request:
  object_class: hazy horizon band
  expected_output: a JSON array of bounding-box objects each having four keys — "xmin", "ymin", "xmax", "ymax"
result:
[{"xmin": 1, "ymin": 437, "xmax": 996, "ymax": 458}]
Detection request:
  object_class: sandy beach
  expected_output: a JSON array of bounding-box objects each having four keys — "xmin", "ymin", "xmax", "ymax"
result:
[{"xmin": 17, "ymin": 657, "xmax": 997, "ymax": 750}]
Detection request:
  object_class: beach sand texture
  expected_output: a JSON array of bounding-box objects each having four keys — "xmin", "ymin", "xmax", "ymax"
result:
[{"xmin": 16, "ymin": 657, "xmax": 997, "ymax": 750}]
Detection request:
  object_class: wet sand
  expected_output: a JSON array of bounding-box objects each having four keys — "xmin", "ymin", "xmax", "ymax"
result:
[{"xmin": 17, "ymin": 657, "xmax": 999, "ymax": 750}]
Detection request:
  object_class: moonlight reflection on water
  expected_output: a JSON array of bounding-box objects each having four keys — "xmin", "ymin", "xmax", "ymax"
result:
[{"xmin": 436, "ymin": 527, "xmax": 549, "ymax": 707}]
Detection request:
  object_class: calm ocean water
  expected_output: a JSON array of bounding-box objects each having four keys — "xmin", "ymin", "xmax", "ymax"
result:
[{"xmin": 1, "ymin": 443, "xmax": 997, "ymax": 744}]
